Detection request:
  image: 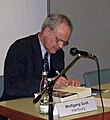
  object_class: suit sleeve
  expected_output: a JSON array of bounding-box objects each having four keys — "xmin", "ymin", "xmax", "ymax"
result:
[{"xmin": 4, "ymin": 41, "xmax": 40, "ymax": 99}]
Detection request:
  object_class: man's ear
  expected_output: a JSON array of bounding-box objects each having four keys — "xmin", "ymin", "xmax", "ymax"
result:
[{"xmin": 43, "ymin": 27, "xmax": 50, "ymax": 36}]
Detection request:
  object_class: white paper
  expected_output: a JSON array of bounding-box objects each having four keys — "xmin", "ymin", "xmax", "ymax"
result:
[
  {"xmin": 95, "ymin": 98, "xmax": 110, "ymax": 107},
  {"xmin": 53, "ymin": 104, "xmax": 59, "ymax": 115}
]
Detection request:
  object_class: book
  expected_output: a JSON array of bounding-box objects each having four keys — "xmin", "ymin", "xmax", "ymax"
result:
[
  {"xmin": 53, "ymin": 91, "xmax": 78, "ymax": 102},
  {"xmin": 53, "ymin": 86, "xmax": 91, "ymax": 103}
]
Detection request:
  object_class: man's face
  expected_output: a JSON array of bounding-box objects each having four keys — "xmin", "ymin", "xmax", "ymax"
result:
[{"xmin": 43, "ymin": 23, "xmax": 71, "ymax": 54}]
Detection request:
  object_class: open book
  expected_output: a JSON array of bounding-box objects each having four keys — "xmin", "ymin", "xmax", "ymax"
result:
[{"xmin": 53, "ymin": 86, "xmax": 91, "ymax": 102}]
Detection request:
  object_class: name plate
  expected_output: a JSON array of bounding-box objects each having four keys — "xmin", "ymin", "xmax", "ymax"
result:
[{"xmin": 53, "ymin": 96, "xmax": 97, "ymax": 117}]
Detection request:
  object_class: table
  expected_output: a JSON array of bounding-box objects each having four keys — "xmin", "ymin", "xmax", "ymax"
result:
[{"xmin": 0, "ymin": 83, "xmax": 110, "ymax": 120}]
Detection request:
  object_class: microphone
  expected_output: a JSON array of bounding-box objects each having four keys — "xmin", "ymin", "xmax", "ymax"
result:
[{"xmin": 70, "ymin": 47, "xmax": 96, "ymax": 59}]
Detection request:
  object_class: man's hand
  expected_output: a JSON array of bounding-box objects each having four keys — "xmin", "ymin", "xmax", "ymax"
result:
[
  {"xmin": 53, "ymin": 76, "xmax": 80, "ymax": 89},
  {"xmin": 66, "ymin": 78, "xmax": 80, "ymax": 87}
]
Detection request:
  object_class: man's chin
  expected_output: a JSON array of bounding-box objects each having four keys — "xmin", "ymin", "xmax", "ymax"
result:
[
  {"xmin": 50, "ymin": 50, "xmax": 57, "ymax": 54},
  {"xmin": 51, "ymin": 51, "xmax": 57, "ymax": 54},
  {"xmin": 49, "ymin": 48, "xmax": 60, "ymax": 54}
]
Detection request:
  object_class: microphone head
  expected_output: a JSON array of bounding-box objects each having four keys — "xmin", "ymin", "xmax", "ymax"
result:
[
  {"xmin": 70, "ymin": 47, "xmax": 78, "ymax": 56},
  {"xmin": 70, "ymin": 47, "xmax": 96, "ymax": 59}
]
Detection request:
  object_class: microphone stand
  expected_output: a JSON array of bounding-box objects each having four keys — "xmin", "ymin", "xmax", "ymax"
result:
[{"xmin": 33, "ymin": 54, "xmax": 81, "ymax": 120}]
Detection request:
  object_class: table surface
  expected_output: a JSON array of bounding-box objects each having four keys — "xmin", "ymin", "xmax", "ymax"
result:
[{"xmin": 0, "ymin": 83, "xmax": 110, "ymax": 120}]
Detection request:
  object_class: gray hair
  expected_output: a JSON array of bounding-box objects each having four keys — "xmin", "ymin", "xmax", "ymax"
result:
[{"xmin": 41, "ymin": 13, "xmax": 73, "ymax": 33}]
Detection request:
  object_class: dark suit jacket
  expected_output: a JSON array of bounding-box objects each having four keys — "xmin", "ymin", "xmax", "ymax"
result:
[{"xmin": 0, "ymin": 33, "xmax": 65, "ymax": 101}]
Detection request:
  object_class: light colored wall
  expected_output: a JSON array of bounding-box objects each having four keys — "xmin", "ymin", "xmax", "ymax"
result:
[
  {"xmin": 0, "ymin": 0, "xmax": 47, "ymax": 75},
  {"xmin": 50, "ymin": 0, "xmax": 110, "ymax": 84}
]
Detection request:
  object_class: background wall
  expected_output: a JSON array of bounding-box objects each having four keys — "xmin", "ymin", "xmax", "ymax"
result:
[
  {"xmin": 50, "ymin": 0, "xmax": 110, "ymax": 84},
  {"xmin": 0, "ymin": 0, "xmax": 47, "ymax": 75}
]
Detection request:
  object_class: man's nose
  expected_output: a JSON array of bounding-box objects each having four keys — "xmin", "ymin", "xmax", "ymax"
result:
[{"xmin": 58, "ymin": 42, "xmax": 64, "ymax": 49}]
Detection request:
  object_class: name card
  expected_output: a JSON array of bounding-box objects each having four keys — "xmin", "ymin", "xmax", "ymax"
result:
[{"xmin": 53, "ymin": 96, "xmax": 97, "ymax": 117}]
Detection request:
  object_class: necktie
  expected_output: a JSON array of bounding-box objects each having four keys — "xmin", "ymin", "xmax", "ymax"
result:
[{"xmin": 43, "ymin": 52, "xmax": 49, "ymax": 72}]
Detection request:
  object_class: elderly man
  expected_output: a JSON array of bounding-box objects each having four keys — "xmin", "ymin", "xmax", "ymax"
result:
[{"xmin": 1, "ymin": 13, "xmax": 80, "ymax": 102}]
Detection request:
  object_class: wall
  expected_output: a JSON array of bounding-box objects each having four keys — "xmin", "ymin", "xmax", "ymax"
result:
[
  {"xmin": 50, "ymin": 0, "xmax": 110, "ymax": 84},
  {"xmin": 0, "ymin": 0, "xmax": 47, "ymax": 75}
]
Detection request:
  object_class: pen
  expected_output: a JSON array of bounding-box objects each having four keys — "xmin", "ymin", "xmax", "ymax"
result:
[{"xmin": 56, "ymin": 70, "xmax": 68, "ymax": 87}]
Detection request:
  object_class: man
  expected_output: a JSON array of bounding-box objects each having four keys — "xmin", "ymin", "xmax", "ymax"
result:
[{"xmin": 0, "ymin": 13, "xmax": 80, "ymax": 102}]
